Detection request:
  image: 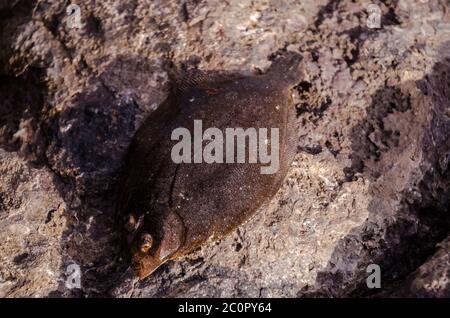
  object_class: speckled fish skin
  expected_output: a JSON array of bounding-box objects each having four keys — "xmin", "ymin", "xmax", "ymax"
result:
[{"xmin": 118, "ymin": 52, "xmax": 302, "ymax": 279}]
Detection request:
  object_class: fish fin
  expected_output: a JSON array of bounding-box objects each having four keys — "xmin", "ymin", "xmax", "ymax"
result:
[
  {"xmin": 168, "ymin": 68, "xmax": 243, "ymax": 95},
  {"xmin": 158, "ymin": 210, "xmax": 186, "ymax": 260},
  {"xmin": 266, "ymin": 51, "xmax": 303, "ymax": 87}
]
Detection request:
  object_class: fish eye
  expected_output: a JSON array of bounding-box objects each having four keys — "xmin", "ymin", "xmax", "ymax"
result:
[
  {"xmin": 139, "ymin": 232, "xmax": 153, "ymax": 253},
  {"xmin": 124, "ymin": 213, "xmax": 137, "ymax": 232}
]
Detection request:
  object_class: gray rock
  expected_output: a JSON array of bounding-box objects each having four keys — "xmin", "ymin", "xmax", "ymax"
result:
[{"xmin": 0, "ymin": 0, "xmax": 449, "ymax": 297}]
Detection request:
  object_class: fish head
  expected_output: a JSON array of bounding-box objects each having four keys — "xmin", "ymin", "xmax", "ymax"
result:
[{"xmin": 126, "ymin": 210, "xmax": 186, "ymax": 279}]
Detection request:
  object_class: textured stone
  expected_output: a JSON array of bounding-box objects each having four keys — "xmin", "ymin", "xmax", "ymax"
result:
[{"xmin": 0, "ymin": 0, "xmax": 449, "ymax": 297}]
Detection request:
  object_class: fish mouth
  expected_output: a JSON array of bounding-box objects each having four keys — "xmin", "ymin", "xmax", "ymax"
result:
[{"xmin": 131, "ymin": 252, "xmax": 166, "ymax": 279}]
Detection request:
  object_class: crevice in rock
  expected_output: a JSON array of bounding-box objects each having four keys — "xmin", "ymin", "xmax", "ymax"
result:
[{"xmin": 300, "ymin": 57, "xmax": 450, "ymax": 298}]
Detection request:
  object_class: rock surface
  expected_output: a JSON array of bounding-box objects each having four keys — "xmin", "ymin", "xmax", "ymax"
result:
[{"xmin": 0, "ymin": 0, "xmax": 449, "ymax": 297}]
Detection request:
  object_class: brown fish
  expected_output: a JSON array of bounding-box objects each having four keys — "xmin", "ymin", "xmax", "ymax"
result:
[{"xmin": 118, "ymin": 52, "xmax": 302, "ymax": 279}]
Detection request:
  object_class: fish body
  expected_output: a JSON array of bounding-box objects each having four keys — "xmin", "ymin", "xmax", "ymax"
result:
[{"xmin": 118, "ymin": 52, "xmax": 302, "ymax": 278}]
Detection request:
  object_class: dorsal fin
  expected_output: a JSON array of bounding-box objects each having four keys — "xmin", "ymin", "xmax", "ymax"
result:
[
  {"xmin": 167, "ymin": 67, "xmax": 244, "ymax": 95},
  {"xmin": 265, "ymin": 51, "xmax": 303, "ymax": 87},
  {"xmin": 267, "ymin": 51, "xmax": 302, "ymax": 74}
]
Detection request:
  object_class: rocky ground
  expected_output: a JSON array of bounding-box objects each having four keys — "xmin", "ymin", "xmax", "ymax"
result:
[{"xmin": 0, "ymin": 0, "xmax": 449, "ymax": 297}]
